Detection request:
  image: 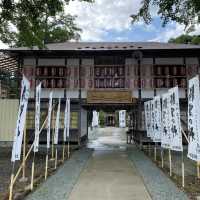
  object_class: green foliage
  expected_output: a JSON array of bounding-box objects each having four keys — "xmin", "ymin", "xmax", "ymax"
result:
[
  {"xmin": 99, "ymin": 110, "xmax": 105, "ymax": 127},
  {"xmin": 169, "ymin": 34, "xmax": 200, "ymax": 45},
  {"xmin": 0, "ymin": 70, "xmax": 19, "ymax": 98},
  {"xmin": 0, "ymin": 0, "xmax": 93, "ymax": 48},
  {"xmin": 131, "ymin": 0, "xmax": 200, "ymax": 31}
]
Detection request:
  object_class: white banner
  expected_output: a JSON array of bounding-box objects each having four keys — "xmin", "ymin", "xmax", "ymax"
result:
[
  {"xmin": 64, "ymin": 98, "xmax": 70, "ymax": 141},
  {"xmin": 47, "ymin": 92, "xmax": 53, "ymax": 149},
  {"xmin": 150, "ymin": 100, "xmax": 155, "ymax": 140},
  {"xmin": 11, "ymin": 76, "xmax": 30, "ymax": 162},
  {"xmin": 92, "ymin": 110, "xmax": 99, "ymax": 127},
  {"xmin": 54, "ymin": 99, "xmax": 61, "ymax": 145},
  {"xmin": 161, "ymin": 93, "xmax": 171, "ymax": 149},
  {"xmin": 187, "ymin": 76, "xmax": 200, "ymax": 161},
  {"xmin": 144, "ymin": 101, "xmax": 151, "ymax": 137},
  {"xmin": 119, "ymin": 110, "xmax": 126, "ymax": 128},
  {"xmin": 153, "ymin": 96, "xmax": 162, "ymax": 142},
  {"xmin": 67, "ymin": 98, "xmax": 70, "ymax": 138},
  {"xmin": 34, "ymin": 83, "xmax": 42, "ymax": 152},
  {"xmin": 169, "ymin": 87, "xmax": 183, "ymax": 151}
]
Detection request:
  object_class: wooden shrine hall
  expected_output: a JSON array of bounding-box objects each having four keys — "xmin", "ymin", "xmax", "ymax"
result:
[{"xmin": 1, "ymin": 41, "xmax": 200, "ymax": 144}]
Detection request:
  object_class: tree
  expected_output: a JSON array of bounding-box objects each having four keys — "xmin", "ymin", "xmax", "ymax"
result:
[
  {"xmin": 168, "ymin": 34, "xmax": 200, "ymax": 45},
  {"xmin": 131, "ymin": 0, "xmax": 200, "ymax": 31},
  {"xmin": 0, "ymin": 0, "xmax": 93, "ymax": 48}
]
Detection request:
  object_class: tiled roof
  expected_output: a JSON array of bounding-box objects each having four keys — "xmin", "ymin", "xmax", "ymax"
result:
[
  {"xmin": 0, "ymin": 53, "xmax": 18, "ymax": 73},
  {"xmin": 3, "ymin": 42, "xmax": 200, "ymax": 51}
]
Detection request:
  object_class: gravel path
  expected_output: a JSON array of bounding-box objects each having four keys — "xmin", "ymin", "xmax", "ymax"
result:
[
  {"xmin": 25, "ymin": 148, "xmax": 93, "ymax": 200},
  {"xmin": 127, "ymin": 147, "xmax": 188, "ymax": 200}
]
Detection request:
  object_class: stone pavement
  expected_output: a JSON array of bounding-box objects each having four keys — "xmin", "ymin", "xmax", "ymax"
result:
[{"xmin": 128, "ymin": 147, "xmax": 188, "ymax": 200}]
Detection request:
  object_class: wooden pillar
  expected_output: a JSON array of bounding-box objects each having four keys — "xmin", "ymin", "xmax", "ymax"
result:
[
  {"xmin": 153, "ymin": 57, "xmax": 156, "ymax": 97},
  {"xmin": 78, "ymin": 58, "xmax": 82, "ymax": 146},
  {"xmin": 137, "ymin": 56, "xmax": 142, "ymax": 131}
]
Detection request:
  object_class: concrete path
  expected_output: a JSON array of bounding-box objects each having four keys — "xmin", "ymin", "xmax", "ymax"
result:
[
  {"xmin": 25, "ymin": 127, "xmax": 188, "ymax": 200},
  {"xmin": 25, "ymin": 149, "xmax": 93, "ymax": 200},
  {"xmin": 67, "ymin": 127, "xmax": 151, "ymax": 200}
]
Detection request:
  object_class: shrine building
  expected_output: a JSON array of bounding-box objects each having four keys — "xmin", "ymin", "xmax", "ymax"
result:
[{"xmin": 1, "ymin": 42, "xmax": 200, "ymax": 144}]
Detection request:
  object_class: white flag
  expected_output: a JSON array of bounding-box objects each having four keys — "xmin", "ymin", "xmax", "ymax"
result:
[
  {"xmin": 144, "ymin": 101, "xmax": 151, "ymax": 137},
  {"xmin": 34, "ymin": 83, "xmax": 42, "ymax": 152},
  {"xmin": 153, "ymin": 96, "xmax": 162, "ymax": 143},
  {"xmin": 92, "ymin": 110, "xmax": 99, "ymax": 127},
  {"xmin": 11, "ymin": 76, "xmax": 30, "ymax": 162},
  {"xmin": 63, "ymin": 98, "xmax": 70, "ymax": 141},
  {"xmin": 168, "ymin": 87, "xmax": 183, "ymax": 151},
  {"xmin": 161, "ymin": 92, "xmax": 171, "ymax": 149},
  {"xmin": 119, "ymin": 110, "xmax": 126, "ymax": 128},
  {"xmin": 47, "ymin": 92, "xmax": 53, "ymax": 149},
  {"xmin": 150, "ymin": 100, "xmax": 155, "ymax": 140},
  {"xmin": 54, "ymin": 99, "xmax": 61, "ymax": 145},
  {"xmin": 67, "ymin": 98, "xmax": 70, "ymax": 138},
  {"xmin": 187, "ymin": 76, "xmax": 200, "ymax": 161}
]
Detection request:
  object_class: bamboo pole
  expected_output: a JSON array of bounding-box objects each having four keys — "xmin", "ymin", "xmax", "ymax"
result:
[
  {"xmin": 51, "ymin": 109, "xmax": 55, "ymax": 160},
  {"xmin": 169, "ymin": 149, "xmax": 172, "ymax": 176},
  {"xmin": 9, "ymin": 174, "xmax": 14, "ymax": 200},
  {"xmin": 181, "ymin": 128, "xmax": 189, "ymax": 143},
  {"xmin": 62, "ymin": 142, "xmax": 65, "ymax": 162},
  {"xmin": 154, "ymin": 143, "xmax": 157, "ymax": 161},
  {"xmin": 161, "ymin": 148, "xmax": 164, "ymax": 168},
  {"xmin": 22, "ymin": 124, "xmax": 27, "ymax": 180},
  {"xmin": 30, "ymin": 158, "xmax": 35, "ymax": 191},
  {"xmin": 55, "ymin": 147, "xmax": 57, "ymax": 169},
  {"xmin": 68, "ymin": 140, "xmax": 70, "ymax": 158},
  {"xmin": 9, "ymin": 163, "xmax": 15, "ymax": 200},
  {"xmin": 9, "ymin": 104, "xmax": 55, "ymax": 200},
  {"xmin": 182, "ymin": 150, "xmax": 185, "ymax": 188},
  {"xmin": 13, "ymin": 113, "xmax": 48, "ymax": 185},
  {"xmin": 45, "ymin": 153, "xmax": 48, "ymax": 180}
]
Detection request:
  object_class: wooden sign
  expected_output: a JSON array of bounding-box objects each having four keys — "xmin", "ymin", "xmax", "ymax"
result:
[{"xmin": 87, "ymin": 90, "xmax": 133, "ymax": 103}]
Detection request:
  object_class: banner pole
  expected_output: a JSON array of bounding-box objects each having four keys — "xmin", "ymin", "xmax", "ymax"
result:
[
  {"xmin": 161, "ymin": 147, "xmax": 164, "ymax": 168},
  {"xmin": 68, "ymin": 138, "xmax": 70, "ymax": 158},
  {"xmin": 181, "ymin": 150, "xmax": 185, "ymax": 188},
  {"xmin": 22, "ymin": 123, "xmax": 27, "ymax": 181},
  {"xmin": 45, "ymin": 148, "xmax": 48, "ymax": 180},
  {"xmin": 51, "ymin": 109, "xmax": 55, "ymax": 160},
  {"xmin": 9, "ymin": 162, "xmax": 15, "ymax": 200},
  {"xmin": 31, "ymin": 152, "xmax": 35, "ymax": 191},
  {"xmin": 169, "ymin": 149, "xmax": 172, "ymax": 176},
  {"xmin": 62, "ymin": 141, "xmax": 65, "ymax": 162},
  {"xmin": 55, "ymin": 146, "xmax": 57, "ymax": 170},
  {"xmin": 12, "ymin": 114, "xmax": 48, "ymax": 185}
]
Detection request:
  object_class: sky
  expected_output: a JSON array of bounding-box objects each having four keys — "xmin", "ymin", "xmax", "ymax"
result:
[
  {"xmin": 1, "ymin": 0, "xmax": 200, "ymax": 48},
  {"xmin": 66, "ymin": 0, "xmax": 200, "ymax": 42}
]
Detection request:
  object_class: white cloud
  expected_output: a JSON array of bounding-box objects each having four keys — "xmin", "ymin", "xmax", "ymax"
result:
[
  {"xmin": 150, "ymin": 23, "xmax": 200, "ymax": 42},
  {"xmin": 67, "ymin": 0, "xmax": 142, "ymax": 41}
]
